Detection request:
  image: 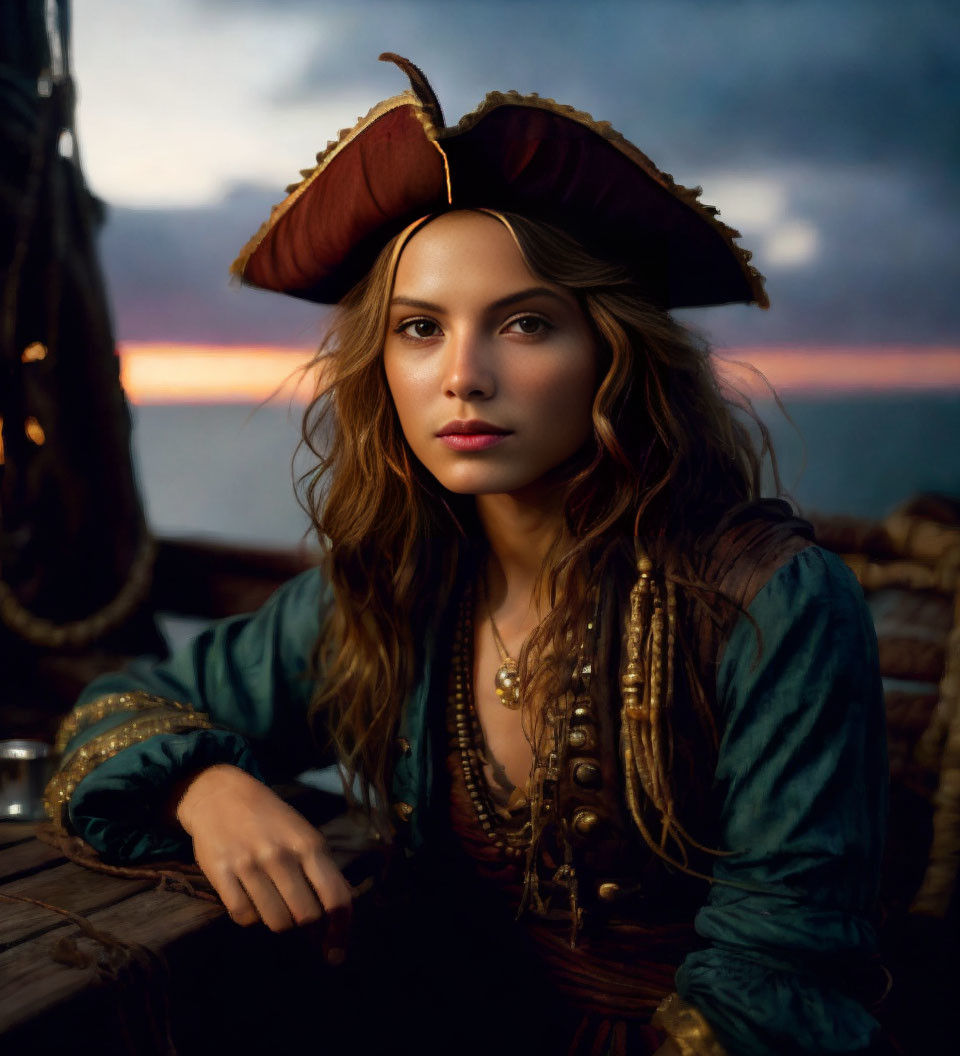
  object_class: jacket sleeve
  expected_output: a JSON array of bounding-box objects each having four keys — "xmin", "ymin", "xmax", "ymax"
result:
[
  {"xmin": 671, "ymin": 546, "xmax": 890, "ymax": 1055},
  {"xmin": 45, "ymin": 566, "xmax": 334, "ymax": 864}
]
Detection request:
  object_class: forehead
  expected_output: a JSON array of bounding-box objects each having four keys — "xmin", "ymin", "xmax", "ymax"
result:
[{"xmin": 392, "ymin": 211, "xmax": 537, "ymax": 294}]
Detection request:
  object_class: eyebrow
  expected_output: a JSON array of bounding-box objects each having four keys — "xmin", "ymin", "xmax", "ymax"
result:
[{"xmin": 389, "ymin": 286, "xmax": 568, "ymax": 313}]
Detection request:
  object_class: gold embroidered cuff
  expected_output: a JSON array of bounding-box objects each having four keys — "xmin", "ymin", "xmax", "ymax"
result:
[
  {"xmin": 54, "ymin": 691, "xmax": 201, "ymax": 754},
  {"xmin": 652, "ymin": 993, "xmax": 728, "ymax": 1056},
  {"xmin": 45, "ymin": 698, "xmax": 215, "ymax": 835}
]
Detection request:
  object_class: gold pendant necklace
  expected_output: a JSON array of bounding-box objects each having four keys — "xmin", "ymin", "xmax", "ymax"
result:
[{"xmin": 479, "ymin": 568, "xmax": 522, "ymax": 710}]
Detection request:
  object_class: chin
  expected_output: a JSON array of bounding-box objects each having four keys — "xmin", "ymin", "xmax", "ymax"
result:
[
  {"xmin": 436, "ymin": 479, "xmax": 524, "ymax": 496},
  {"xmin": 436, "ymin": 470, "xmax": 561, "ymax": 498}
]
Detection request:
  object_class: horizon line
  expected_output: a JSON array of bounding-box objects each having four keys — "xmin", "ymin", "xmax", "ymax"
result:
[{"xmin": 116, "ymin": 342, "xmax": 960, "ymax": 404}]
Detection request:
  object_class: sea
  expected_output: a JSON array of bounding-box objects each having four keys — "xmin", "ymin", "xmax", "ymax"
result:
[{"xmin": 130, "ymin": 394, "xmax": 960, "ymax": 549}]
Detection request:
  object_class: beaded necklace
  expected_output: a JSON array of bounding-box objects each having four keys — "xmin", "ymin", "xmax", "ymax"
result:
[
  {"xmin": 450, "ymin": 573, "xmax": 603, "ymax": 939},
  {"xmin": 450, "ymin": 580, "xmax": 532, "ymax": 861}
]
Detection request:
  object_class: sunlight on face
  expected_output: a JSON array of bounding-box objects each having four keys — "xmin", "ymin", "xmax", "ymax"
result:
[{"xmin": 382, "ymin": 211, "xmax": 599, "ymax": 501}]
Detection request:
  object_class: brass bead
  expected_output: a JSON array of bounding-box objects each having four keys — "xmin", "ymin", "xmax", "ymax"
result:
[
  {"xmin": 598, "ymin": 882, "xmax": 621, "ymax": 902},
  {"xmin": 393, "ymin": 802, "xmax": 414, "ymax": 821},
  {"xmin": 573, "ymin": 705, "xmax": 591, "ymax": 720},
  {"xmin": 573, "ymin": 762, "xmax": 602, "ymax": 788},
  {"xmin": 568, "ymin": 728, "xmax": 587, "ymax": 749},
  {"xmin": 396, "ymin": 736, "xmax": 411, "ymax": 756},
  {"xmin": 572, "ymin": 808, "xmax": 599, "ymax": 836}
]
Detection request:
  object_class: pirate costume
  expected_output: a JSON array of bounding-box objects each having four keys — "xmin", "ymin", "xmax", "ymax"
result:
[{"xmin": 46, "ymin": 56, "xmax": 890, "ymax": 1055}]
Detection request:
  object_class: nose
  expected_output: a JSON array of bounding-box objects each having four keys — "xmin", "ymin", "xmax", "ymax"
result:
[{"xmin": 441, "ymin": 327, "xmax": 495, "ymax": 399}]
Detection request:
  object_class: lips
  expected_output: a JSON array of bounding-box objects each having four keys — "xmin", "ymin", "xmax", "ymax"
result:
[
  {"xmin": 438, "ymin": 432, "xmax": 509, "ymax": 451},
  {"xmin": 436, "ymin": 418, "xmax": 511, "ymax": 436}
]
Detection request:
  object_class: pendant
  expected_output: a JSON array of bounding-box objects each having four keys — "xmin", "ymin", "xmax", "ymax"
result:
[{"xmin": 495, "ymin": 658, "xmax": 522, "ymax": 710}]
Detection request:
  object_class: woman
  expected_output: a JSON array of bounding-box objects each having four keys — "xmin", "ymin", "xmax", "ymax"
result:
[{"xmin": 45, "ymin": 56, "xmax": 889, "ymax": 1055}]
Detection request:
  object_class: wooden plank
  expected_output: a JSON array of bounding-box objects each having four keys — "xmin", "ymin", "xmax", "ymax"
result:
[
  {"xmin": 0, "ymin": 860, "xmax": 153, "ymax": 948},
  {"xmin": 0, "ymin": 822, "xmax": 37, "ymax": 848},
  {"xmin": 0, "ymin": 812, "xmax": 380, "ymax": 1044},
  {"xmin": 0, "ymin": 839, "xmax": 64, "ymax": 883},
  {"xmin": 0, "ymin": 887, "xmax": 225, "ymax": 1034}
]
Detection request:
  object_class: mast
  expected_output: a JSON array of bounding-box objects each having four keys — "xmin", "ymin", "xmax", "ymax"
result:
[{"xmin": 0, "ymin": 0, "xmax": 165, "ymax": 723}]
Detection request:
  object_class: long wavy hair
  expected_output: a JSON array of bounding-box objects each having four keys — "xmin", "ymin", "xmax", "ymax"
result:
[{"xmin": 298, "ymin": 208, "xmax": 781, "ymax": 845}]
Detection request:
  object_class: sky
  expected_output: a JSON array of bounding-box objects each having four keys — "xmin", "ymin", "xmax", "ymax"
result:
[{"xmin": 68, "ymin": 0, "xmax": 960, "ymax": 352}]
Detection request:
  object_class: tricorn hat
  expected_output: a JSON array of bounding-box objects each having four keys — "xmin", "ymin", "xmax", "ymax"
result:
[{"xmin": 231, "ymin": 54, "xmax": 768, "ymax": 311}]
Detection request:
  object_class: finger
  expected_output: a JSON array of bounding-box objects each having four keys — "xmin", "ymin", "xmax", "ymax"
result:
[
  {"xmin": 321, "ymin": 902, "xmax": 352, "ymax": 967},
  {"xmin": 301, "ymin": 852, "xmax": 353, "ymax": 964},
  {"xmin": 235, "ymin": 867, "xmax": 295, "ymax": 933},
  {"xmin": 211, "ymin": 869, "xmax": 261, "ymax": 928},
  {"xmin": 269, "ymin": 863, "xmax": 327, "ymax": 928}
]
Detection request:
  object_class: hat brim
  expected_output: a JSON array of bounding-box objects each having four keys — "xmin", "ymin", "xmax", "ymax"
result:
[{"xmin": 232, "ymin": 85, "xmax": 768, "ymax": 310}]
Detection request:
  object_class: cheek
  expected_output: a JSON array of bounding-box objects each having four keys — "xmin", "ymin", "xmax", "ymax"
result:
[
  {"xmin": 534, "ymin": 355, "xmax": 597, "ymax": 424},
  {"xmin": 384, "ymin": 358, "xmax": 430, "ymax": 451},
  {"xmin": 384, "ymin": 356, "xmax": 412, "ymax": 419}
]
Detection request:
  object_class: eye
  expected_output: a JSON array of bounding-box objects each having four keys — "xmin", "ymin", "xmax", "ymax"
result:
[
  {"xmin": 505, "ymin": 315, "xmax": 551, "ymax": 336},
  {"xmin": 393, "ymin": 318, "xmax": 442, "ymax": 340}
]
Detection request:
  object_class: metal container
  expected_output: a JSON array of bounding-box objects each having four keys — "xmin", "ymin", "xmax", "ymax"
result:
[{"xmin": 0, "ymin": 740, "xmax": 56, "ymax": 822}]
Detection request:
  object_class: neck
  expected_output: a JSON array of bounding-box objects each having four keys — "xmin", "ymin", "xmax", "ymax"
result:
[{"xmin": 474, "ymin": 487, "xmax": 567, "ymax": 622}]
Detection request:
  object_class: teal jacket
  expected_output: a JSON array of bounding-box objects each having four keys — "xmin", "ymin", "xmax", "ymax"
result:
[{"xmin": 54, "ymin": 545, "xmax": 888, "ymax": 1056}]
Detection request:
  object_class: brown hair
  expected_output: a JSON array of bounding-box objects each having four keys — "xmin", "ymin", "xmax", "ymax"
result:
[{"xmin": 297, "ymin": 208, "xmax": 780, "ymax": 844}]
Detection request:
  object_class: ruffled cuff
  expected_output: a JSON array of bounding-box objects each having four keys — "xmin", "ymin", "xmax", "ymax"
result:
[
  {"xmin": 652, "ymin": 993, "xmax": 729, "ymax": 1056},
  {"xmin": 676, "ymin": 949, "xmax": 883, "ymax": 1056}
]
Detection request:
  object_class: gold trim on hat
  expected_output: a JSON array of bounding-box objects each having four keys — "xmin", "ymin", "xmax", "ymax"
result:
[{"xmin": 230, "ymin": 89, "xmax": 437, "ymax": 283}]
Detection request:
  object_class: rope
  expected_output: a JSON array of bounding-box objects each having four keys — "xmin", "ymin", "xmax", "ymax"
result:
[
  {"xmin": 0, "ymin": 887, "xmax": 177, "ymax": 1055},
  {"xmin": 34, "ymin": 822, "xmax": 220, "ymax": 901},
  {"xmin": 0, "ymin": 533, "xmax": 156, "ymax": 647}
]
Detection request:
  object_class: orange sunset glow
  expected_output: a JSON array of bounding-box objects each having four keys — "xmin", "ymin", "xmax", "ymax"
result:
[{"xmin": 117, "ymin": 343, "xmax": 960, "ymax": 405}]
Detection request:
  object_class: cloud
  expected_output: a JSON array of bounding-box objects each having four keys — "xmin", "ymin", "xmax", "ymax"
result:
[
  {"xmin": 762, "ymin": 221, "xmax": 821, "ymax": 269},
  {"xmin": 74, "ymin": 0, "xmax": 960, "ymax": 207},
  {"xmin": 99, "ymin": 185, "xmax": 327, "ymax": 345},
  {"xmin": 263, "ymin": 0, "xmax": 960, "ymax": 176},
  {"xmin": 683, "ymin": 160, "xmax": 960, "ymax": 346},
  {"xmin": 72, "ymin": 0, "xmax": 371, "ymax": 207}
]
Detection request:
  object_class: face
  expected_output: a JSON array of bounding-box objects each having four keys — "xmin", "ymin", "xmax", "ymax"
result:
[{"xmin": 383, "ymin": 211, "xmax": 599, "ymax": 501}]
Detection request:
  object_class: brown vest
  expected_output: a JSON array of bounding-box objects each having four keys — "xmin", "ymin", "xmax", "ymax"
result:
[{"xmin": 554, "ymin": 499, "xmax": 816, "ymax": 921}]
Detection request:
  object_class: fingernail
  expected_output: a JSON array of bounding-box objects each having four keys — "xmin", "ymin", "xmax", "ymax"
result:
[{"xmin": 325, "ymin": 947, "xmax": 346, "ymax": 967}]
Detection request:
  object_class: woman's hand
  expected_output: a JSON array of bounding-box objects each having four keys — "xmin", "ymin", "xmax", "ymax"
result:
[{"xmin": 176, "ymin": 763, "xmax": 352, "ymax": 964}]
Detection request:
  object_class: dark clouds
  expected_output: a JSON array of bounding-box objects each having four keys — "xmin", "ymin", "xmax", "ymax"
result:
[
  {"xmin": 236, "ymin": 0, "xmax": 960, "ymax": 174},
  {"xmin": 97, "ymin": 0, "xmax": 960, "ymax": 347},
  {"xmin": 683, "ymin": 162, "xmax": 960, "ymax": 346},
  {"xmin": 100, "ymin": 185, "xmax": 326, "ymax": 346}
]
